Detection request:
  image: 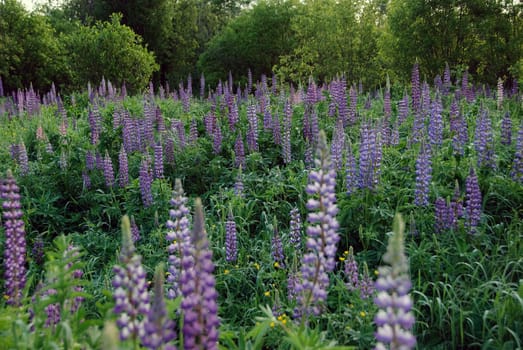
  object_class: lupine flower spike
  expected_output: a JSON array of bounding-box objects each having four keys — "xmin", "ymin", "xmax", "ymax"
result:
[{"xmin": 374, "ymin": 214, "xmax": 416, "ymax": 350}]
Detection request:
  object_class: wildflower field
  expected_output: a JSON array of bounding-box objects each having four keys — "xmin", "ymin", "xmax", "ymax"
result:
[{"xmin": 0, "ymin": 65, "xmax": 522, "ymax": 349}]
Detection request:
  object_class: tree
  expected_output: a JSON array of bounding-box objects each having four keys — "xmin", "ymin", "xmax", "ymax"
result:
[{"xmin": 64, "ymin": 14, "xmax": 158, "ymax": 93}]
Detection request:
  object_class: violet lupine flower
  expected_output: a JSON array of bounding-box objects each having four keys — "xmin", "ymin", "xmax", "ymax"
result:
[
  {"xmin": 447, "ymin": 181, "xmax": 463, "ymax": 230},
  {"xmin": 345, "ymin": 142, "xmax": 358, "ymax": 195},
  {"xmin": 359, "ymin": 124, "xmax": 381, "ymax": 190},
  {"xmin": 331, "ymin": 119, "xmax": 345, "ymax": 171},
  {"xmin": 295, "ymin": 131, "xmax": 340, "ymax": 318},
  {"xmin": 18, "ymin": 142, "xmax": 29, "ymax": 176},
  {"xmin": 465, "ymin": 168, "xmax": 482, "ymax": 234},
  {"xmin": 103, "ymin": 151, "xmax": 115, "ymax": 187},
  {"xmin": 88, "ymin": 108, "xmax": 100, "ymax": 145},
  {"xmin": 234, "ymin": 167, "xmax": 244, "ymax": 198},
  {"xmin": 113, "ymin": 216, "xmax": 150, "ymax": 341},
  {"xmin": 166, "ymin": 179, "xmax": 191, "ymax": 299},
  {"xmin": 428, "ymin": 95, "xmax": 443, "ymax": 147},
  {"xmin": 474, "ymin": 109, "xmax": 495, "ymax": 169},
  {"xmin": 434, "ymin": 197, "xmax": 448, "ymax": 234},
  {"xmin": 282, "ymin": 100, "xmax": 292, "ymax": 164},
  {"xmin": 130, "ymin": 216, "xmax": 140, "ymax": 243},
  {"xmin": 82, "ymin": 171, "xmax": 91, "ymax": 190},
  {"xmin": 374, "ymin": 214, "xmax": 416, "ymax": 350},
  {"xmin": 1, "ymin": 170, "xmax": 27, "ymax": 306},
  {"xmin": 189, "ymin": 118, "xmax": 198, "ymax": 146},
  {"xmin": 501, "ymin": 112, "xmax": 512, "ymax": 146},
  {"xmin": 180, "ymin": 198, "xmax": 219, "ymax": 350},
  {"xmin": 139, "ymin": 157, "xmax": 154, "ymax": 207},
  {"xmin": 348, "ymin": 86, "xmax": 357, "ymax": 125},
  {"xmin": 414, "ymin": 144, "xmax": 432, "ymax": 206},
  {"xmin": 287, "ymin": 272, "xmax": 300, "ymax": 302},
  {"xmin": 512, "ymin": 123, "xmax": 523, "ymax": 183},
  {"xmin": 141, "ymin": 265, "xmax": 177, "ymax": 350},
  {"xmin": 411, "ymin": 63, "xmax": 421, "ymax": 113},
  {"xmin": 246, "ymin": 103, "xmax": 259, "ymax": 153},
  {"xmin": 154, "ymin": 142, "xmax": 164, "ymax": 179},
  {"xmin": 32, "ymin": 237, "xmax": 45, "ymax": 265},
  {"xmin": 225, "ymin": 212, "xmax": 238, "ymax": 263},
  {"xmin": 289, "ymin": 207, "xmax": 302, "ymax": 250},
  {"xmin": 118, "ymin": 145, "xmax": 129, "ymax": 188},
  {"xmin": 360, "ymin": 262, "xmax": 375, "ymax": 299},
  {"xmin": 272, "ymin": 111, "xmax": 282, "ymax": 146},
  {"xmin": 272, "ymin": 223, "xmax": 285, "ymax": 268},
  {"xmin": 449, "ymin": 99, "xmax": 468, "ymax": 156},
  {"xmin": 344, "ymin": 247, "xmax": 359, "ymax": 291},
  {"xmin": 10, "ymin": 143, "xmax": 19, "ymax": 161},
  {"xmin": 212, "ymin": 122, "xmax": 222, "ymax": 155},
  {"xmin": 263, "ymin": 98, "xmax": 272, "ymax": 130},
  {"xmin": 228, "ymin": 97, "xmax": 239, "ymax": 132},
  {"xmin": 234, "ymin": 133, "xmax": 246, "ymax": 169}
]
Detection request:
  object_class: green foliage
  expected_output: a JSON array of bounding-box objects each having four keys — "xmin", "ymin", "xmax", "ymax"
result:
[
  {"xmin": 64, "ymin": 14, "xmax": 158, "ymax": 93},
  {"xmin": 0, "ymin": 0, "xmax": 68, "ymax": 92}
]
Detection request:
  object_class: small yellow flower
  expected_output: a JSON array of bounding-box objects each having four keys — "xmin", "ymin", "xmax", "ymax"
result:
[
  {"xmin": 339, "ymin": 257, "xmax": 346, "ymax": 261},
  {"xmin": 224, "ymin": 269, "xmax": 230, "ymax": 275},
  {"xmin": 277, "ymin": 315, "xmax": 283, "ymax": 321},
  {"xmin": 374, "ymin": 270, "xmax": 379, "ymax": 276},
  {"xmin": 360, "ymin": 311, "xmax": 366, "ymax": 318},
  {"xmin": 235, "ymin": 265, "xmax": 239, "ymax": 268},
  {"xmin": 270, "ymin": 321, "xmax": 275, "ymax": 328},
  {"xmin": 343, "ymin": 250, "xmax": 349, "ymax": 255},
  {"xmin": 3, "ymin": 295, "xmax": 9, "ymax": 300},
  {"xmin": 281, "ymin": 319, "xmax": 287, "ymax": 325},
  {"xmin": 273, "ymin": 262, "xmax": 280, "ymax": 268},
  {"xmin": 254, "ymin": 262, "xmax": 260, "ymax": 270},
  {"xmin": 264, "ymin": 291, "xmax": 271, "ymax": 297}
]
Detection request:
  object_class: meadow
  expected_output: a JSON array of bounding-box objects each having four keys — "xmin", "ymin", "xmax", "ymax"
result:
[{"xmin": 0, "ymin": 66, "xmax": 522, "ymax": 349}]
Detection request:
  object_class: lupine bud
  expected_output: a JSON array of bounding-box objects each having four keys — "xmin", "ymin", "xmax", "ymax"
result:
[
  {"xmin": 1, "ymin": 170, "xmax": 27, "ymax": 306},
  {"xmin": 130, "ymin": 216, "xmax": 140, "ymax": 243},
  {"xmin": 344, "ymin": 247, "xmax": 359, "ymax": 291},
  {"xmin": 103, "ymin": 151, "xmax": 115, "ymax": 188},
  {"xmin": 360, "ymin": 262, "xmax": 375, "ymax": 299},
  {"xmin": 374, "ymin": 214, "xmax": 416, "ymax": 350},
  {"xmin": 411, "ymin": 64, "xmax": 421, "ymax": 113}
]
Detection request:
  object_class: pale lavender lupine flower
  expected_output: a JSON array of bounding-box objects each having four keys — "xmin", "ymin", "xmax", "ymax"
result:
[
  {"xmin": 295, "ymin": 131, "xmax": 340, "ymax": 318},
  {"xmin": 344, "ymin": 247, "xmax": 359, "ymax": 291},
  {"xmin": 374, "ymin": 214, "xmax": 416, "ymax": 350},
  {"xmin": 154, "ymin": 141, "xmax": 164, "ymax": 179},
  {"xmin": 225, "ymin": 211, "xmax": 238, "ymax": 263},
  {"xmin": 246, "ymin": 103, "xmax": 259, "ymax": 153}
]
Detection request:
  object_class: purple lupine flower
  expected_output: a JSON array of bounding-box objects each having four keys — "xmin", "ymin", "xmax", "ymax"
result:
[
  {"xmin": 139, "ymin": 157, "xmax": 154, "ymax": 207},
  {"xmin": 465, "ymin": 168, "xmax": 482, "ymax": 234},
  {"xmin": 344, "ymin": 247, "xmax": 359, "ymax": 291},
  {"xmin": 447, "ymin": 181, "xmax": 463, "ymax": 230},
  {"xmin": 304, "ymin": 141, "xmax": 314, "ymax": 169},
  {"xmin": 18, "ymin": 142, "xmax": 29, "ymax": 176},
  {"xmin": 474, "ymin": 109, "xmax": 495, "ymax": 169},
  {"xmin": 272, "ymin": 111, "xmax": 282, "ymax": 146},
  {"xmin": 234, "ymin": 133, "xmax": 246, "ymax": 169},
  {"xmin": 95, "ymin": 151, "xmax": 104, "ymax": 171},
  {"xmin": 501, "ymin": 112, "xmax": 512, "ymax": 146},
  {"xmin": 155, "ymin": 107, "xmax": 166, "ymax": 135},
  {"xmin": 282, "ymin": 100, "xmax": 292, "ymax": 164},
  {"xmin": 359, "ymin": 124, "xmax": 382, "ymax": 190},
  {"xmin": 1, "ymin": 170, "xmax": 27, "ymax": 306},
  {"xmin": 272, "ymin": 223, "xmax": 285, "ymax": 268},
  {"xmin": 374, "ymin": 214, "xmax": 416, "ymax": 350},
  {"xmin": 331, "ymin": 119, "xmax": 345, "ymax": 171},
  {"xmin": 118, "ymin": 145, "xmax": 129, "ymax": 188},
  {"xmin": 360, "ymin": 262, "xmax": 375, "ymax": 299},
  {"xmin": 428, "ymin": 95, "xmax": 443, "ymax": 147},
  {"xmin": 512, "ymin": 123, "xmax": 523, "ymax": 183},
  {"xmin": 82, "ymin": 171, "xmax": 91, "ymax": 190},
  {"xmin": 234, "ymin": 167, "xmax": 244, "ymax": 198},
  {"xmin": 497, "ymin": 78, "xmax": 504, "ymax": 110},
  {"xmin": 411, "ymin": 63, "xmax": 421, "ymax": 113},
  {"xmin": 88, "ymin": 108, "xmax": 101, "ymax": 145},
  {"xmin": 414, "ymin": 144, "xmax": 432, "ymax": 206},
  {"xmin": 434, "ymin": 197, "xmax": 448, "ymax": 233},
  {"xmin": 103, "ymin": 151, "xmax": 115, "ymax": 187},
  {"xmin": 287, "ymin": 272, "xmax": 300, "ymax": 302},
  {"xmin": 130, "ymin": 216, "xmax": 140, "ymax": 243},
  {"xmin": 443, "ymin": 63, "xmax": 451, "ymax": 95},
  {"xmin": 228, "ymin": 97, "xmax": 239, "ymax": 132},
  {"xmin": 154, "ymin": 141, "xmax": 164, "ymax": 179},
  {"xmin": 449, "ymin": 99, "xmax": 468, "ymax": 155},
  {"xmin": 225, "ymin": 212, "xmax": 238, "ymax": 263},
  {"xmin": 295, "ymin": 131, "xmax": 340, "ymax": 318},
  {"xmin": 212, "ymin": 121, "xmax": 222, "ymax": 155},
  {"xmin": 166, "ymin": 179, "xmax": 191, "ymax": 299},
  {"xmin": 141, "ymin": 265, "xmax": 177, "ymax": 350},
  {"xmin": 189, "ymin": 118, "xmax": 198, "ymax": 145},
  {"xmin": 113, "ymin": 216, "xmax": 150, "ymax": 341},
  {"xmin": 345, "ymin": 141, "xmax": 358, "ymax": 195},
  {"xmin": 10, "ymin": 143, "xmax": 19, "ymax": 161},
  {"xmin": 263, "ymin": 98, "xmax": 272, "ymax": 130},
  {"xmin": 434, "ymin": 75, "xmax": 443, "ymax": 93},
  {"xmin": 511, "ymin": 78, "xmax": 518, "ymax": 96},
  {"xmin": 180, "ymin": 199, "xmax": 219, "ymax": 350},
  {"xmin": 32, "ymin": 237, "xmax": 45, "ymax": 265},
  {"xmin": 172, "ymin": 120, "xmax": 186, "ymax": 150},
  {"xmin": 289, "ymin": 207, "xmax": 302, "ymax": 250},
  {"xmin": 246, "ymin": 103, "xmax": 259, "ymax": 153},
  {"xmin": 348, "ymin": 86, "xmax": 357, "ymax": 125}
]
